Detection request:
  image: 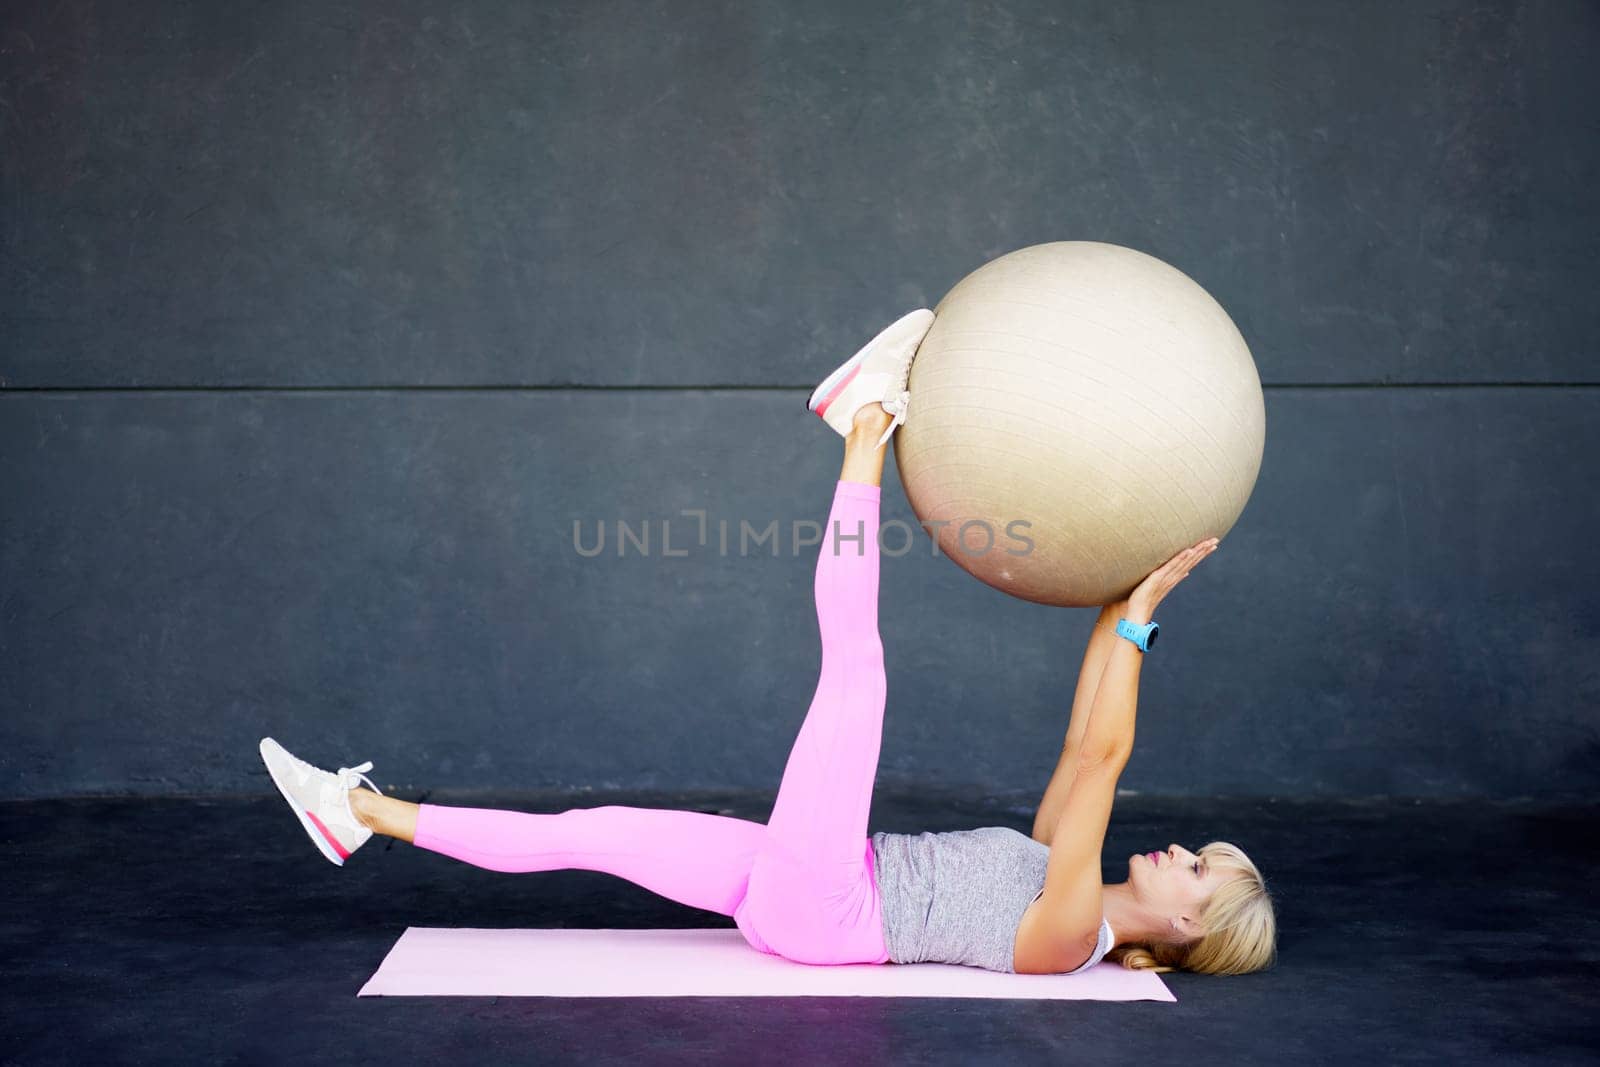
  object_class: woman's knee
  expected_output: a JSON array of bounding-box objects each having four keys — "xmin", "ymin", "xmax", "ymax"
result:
[
  {"xmin": 819, "ymin": 631, "xmax": 884, "ymax": 659},
  {"xmin": 816, "ymin": 646, "xmax": 887, "ymax": 690}
]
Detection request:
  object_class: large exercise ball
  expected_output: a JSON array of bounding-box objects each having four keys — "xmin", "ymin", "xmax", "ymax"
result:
[{"xmin": 894, "ymin": 241, "xmax": 1265, "ymax": 608}]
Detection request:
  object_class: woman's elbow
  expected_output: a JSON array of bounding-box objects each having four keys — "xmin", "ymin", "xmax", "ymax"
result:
[{"xmin": 1075, "ymin": 744, "xmax": 1131, "ymax": 774}]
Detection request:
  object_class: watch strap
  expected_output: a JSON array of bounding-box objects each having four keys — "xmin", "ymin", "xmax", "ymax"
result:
[{"xmin": 1115, "ymin": 618, "xmax": 1159, "ymax": 652}]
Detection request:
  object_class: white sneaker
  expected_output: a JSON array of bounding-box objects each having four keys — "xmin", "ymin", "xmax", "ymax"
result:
[
  {"xmin": 807, "ymin": 308, "xmax": 935, "ymax": 448},
  {"xmin": 259, "ymin": 736, "xmax": 383, "ymax": 866}
]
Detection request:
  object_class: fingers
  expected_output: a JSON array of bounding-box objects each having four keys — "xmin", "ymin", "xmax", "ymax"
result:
[
  {"xmin": 1159, "ymin": 538, "xmax": 1220, "ymax": 580},
  {"xmin": 1138, "ymin": 538, "xmax": 1222, "ymax": 607},
  {"xmin": 1181, "ymin": 539, "xmax": 1219, "ymax": 571}
]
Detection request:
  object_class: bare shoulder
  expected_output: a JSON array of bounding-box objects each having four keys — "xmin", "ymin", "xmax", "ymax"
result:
[
  {"xmin": 1013, "ymin": 898, "xmax": 1099, "ymax": 975},
  {"xmin": 1019, "ymin": 750, "xmax": 1121, "ymax": 974}
]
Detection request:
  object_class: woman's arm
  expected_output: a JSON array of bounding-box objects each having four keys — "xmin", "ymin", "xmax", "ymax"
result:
[
  {"xmin": 1030, "ymin": 602, "xmax": 1124, "ymax": 842},
  {"xmin": 1029, "ymin": 536, "xmax": 1222, "ymax": 841},
  {"xmin": 1023, "ymin": 539, "xmax": 1221, "ymax": 971},
  {"xmin": 1073, "ymin": 537, "xmax": 1220, "ymax": 764}
]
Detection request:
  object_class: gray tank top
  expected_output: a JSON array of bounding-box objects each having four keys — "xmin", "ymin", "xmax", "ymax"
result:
[{"xmin": 871, "ymin": 826, "xmax": 1116, "ymax": 974}]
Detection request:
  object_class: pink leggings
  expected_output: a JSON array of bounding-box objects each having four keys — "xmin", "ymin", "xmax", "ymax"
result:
[{"xmin": 412, "ymin": 479, "xmax": 892, "ymax": 966}]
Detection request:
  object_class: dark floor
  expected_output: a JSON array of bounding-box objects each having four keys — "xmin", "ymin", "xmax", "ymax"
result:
[{"xmin": 3, "ymin": 788, "xmax": 1597, "ymax": 1065}]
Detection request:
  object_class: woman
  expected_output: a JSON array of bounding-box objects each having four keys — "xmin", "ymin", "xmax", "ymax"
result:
[{"xmin": 260, "ymin": 309, "xmax": 1277, "ymax": 977}]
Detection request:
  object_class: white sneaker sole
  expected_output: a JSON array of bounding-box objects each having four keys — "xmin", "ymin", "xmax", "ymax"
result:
[{"xmin": 259, "ymin": 737, "xmax": 350, "ymax": 867}]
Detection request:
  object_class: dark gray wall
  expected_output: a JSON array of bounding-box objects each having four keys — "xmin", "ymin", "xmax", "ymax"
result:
[{"xmin": 3, "ymin": 0, "xmax": 1596, "ymax": 799}]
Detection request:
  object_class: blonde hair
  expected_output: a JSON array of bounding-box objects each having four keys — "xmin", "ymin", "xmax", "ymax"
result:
[{"xmin": 1106, "ymin": 841, "xmax": 1278, "ymax": 976}]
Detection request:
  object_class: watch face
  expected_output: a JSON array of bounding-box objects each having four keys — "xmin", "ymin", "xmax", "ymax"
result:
[{"xmin": 1146, "ymin": 626, "xmax": 1159, "ymax": 648}]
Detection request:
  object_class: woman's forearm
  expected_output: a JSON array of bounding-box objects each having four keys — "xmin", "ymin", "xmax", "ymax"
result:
[
  {"xmin": 1076, "ymin": 598, "xmax": 1152, "ymax": 763},
  {"xmin": 1062, "ymin": 602, "xmax": 1125, "ymax": 756}
]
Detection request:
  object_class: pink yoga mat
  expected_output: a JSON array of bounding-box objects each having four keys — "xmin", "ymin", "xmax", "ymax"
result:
[{"xmin": 358, "ymin": 928, "xmax": 1176, "ymax": 1001}]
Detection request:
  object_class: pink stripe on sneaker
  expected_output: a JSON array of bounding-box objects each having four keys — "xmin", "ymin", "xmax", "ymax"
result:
[
  {"xmin": 814, "ymin": 362, "xmax": 862, "ymax": 418},
  {"xmin": 306, "ymin": 809, "xmax": 352, "ymax": 860}
]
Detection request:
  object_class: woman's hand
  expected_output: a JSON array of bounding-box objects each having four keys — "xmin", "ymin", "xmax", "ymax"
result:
[{"xmin": 1125, "ymin": 537, "xmax": 1220, "ymax": 622}]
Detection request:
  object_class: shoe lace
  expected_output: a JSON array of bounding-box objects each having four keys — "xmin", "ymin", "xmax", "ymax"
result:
[
  {"xmin": 876, "ymin": 390, "xmax": 910, "ymax": 448},
  {"xmin": 336, "ymin": 761, "xmax": 382, "ymax": 794},
  {"xmin": 334, "ymin": 761, "xmax": 383, "ymax": 828}
]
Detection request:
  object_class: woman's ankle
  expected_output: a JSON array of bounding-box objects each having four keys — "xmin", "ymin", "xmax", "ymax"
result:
[
  {"xmin": 849, "ymin": 403, "xmax": 893, "ymax": 436},
  {"xmin": 349, "ymin": 787, "xmax": 420, "ymax": 843},
  {"xmin": 348, "ymin": 787, "xmax": 381, "ymax": 831}
]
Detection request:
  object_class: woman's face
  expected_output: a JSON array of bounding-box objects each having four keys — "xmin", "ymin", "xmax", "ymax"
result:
[{"xmin": 1129, "ymin": 844, "xmax": 1225, "ymax": 938}]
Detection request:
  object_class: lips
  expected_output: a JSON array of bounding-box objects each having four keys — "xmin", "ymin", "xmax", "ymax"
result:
[{"xmin": 1146, "ymin": 851, "xmax": 1160, "ymax": 866}]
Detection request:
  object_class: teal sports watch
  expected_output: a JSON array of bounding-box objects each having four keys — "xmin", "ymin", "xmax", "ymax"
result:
[{"xmin": 1115, "ymin": 618, "xmax": 1159, "ymax": 652}]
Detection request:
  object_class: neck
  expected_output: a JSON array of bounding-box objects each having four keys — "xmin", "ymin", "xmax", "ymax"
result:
[{"xmin": 1099, "ymin": 881, "xmax": 1167, "ymax": 948}]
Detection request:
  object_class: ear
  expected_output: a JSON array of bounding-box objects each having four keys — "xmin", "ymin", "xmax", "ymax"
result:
[{"xmin": 1172, "ymin": 914, "xmax": 1205, "ymax": 942}]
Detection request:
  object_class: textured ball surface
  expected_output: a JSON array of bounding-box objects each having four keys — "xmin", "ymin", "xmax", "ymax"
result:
[{"xmin": 894, "ymin": 241, "xmax": 1265, "ymax": 607}]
